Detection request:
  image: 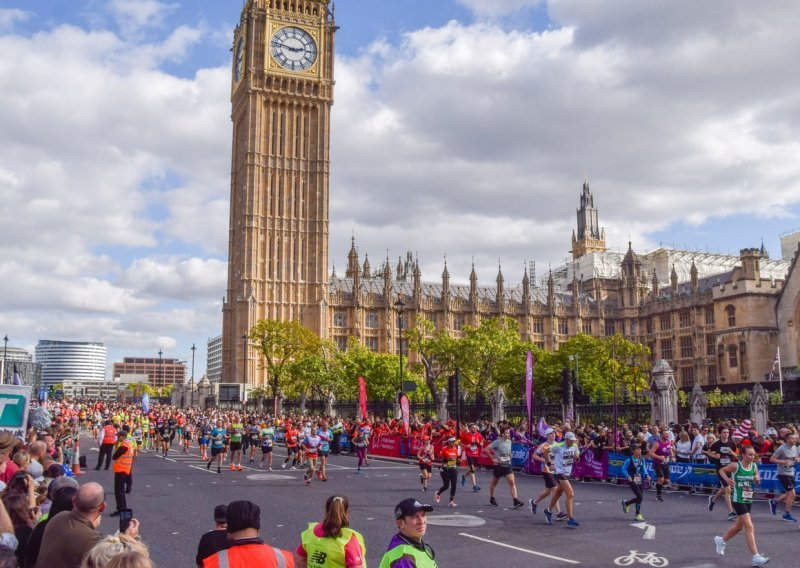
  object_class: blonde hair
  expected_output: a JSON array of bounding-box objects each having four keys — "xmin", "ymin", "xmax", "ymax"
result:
[
  {"xmin": 12, "ymin": 450, "xmax": 30, "ymax": 469},
  {"xmin": 82, "ymin": 535, "xmax": 150, "ymax": 568}
]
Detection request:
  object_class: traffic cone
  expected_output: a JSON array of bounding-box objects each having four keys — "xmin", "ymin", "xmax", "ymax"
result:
[{"xmin": 72, "ymin": 439, "xmax": 85, "ymax": 476}]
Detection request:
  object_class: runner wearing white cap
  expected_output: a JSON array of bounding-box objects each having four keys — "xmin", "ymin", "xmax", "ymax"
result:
[
  {"xmin": 529, "ymin": 428, "xmax": 564, "ymax": 518},
  {"xmin": 543, "ymin": 431, "xmax": 580, "ymax": 528}
]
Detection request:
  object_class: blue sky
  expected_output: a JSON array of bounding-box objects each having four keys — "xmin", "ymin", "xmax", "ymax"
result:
[{"xmin": 1, "ymin": 0, "xmax": 799, "ymax": 379}]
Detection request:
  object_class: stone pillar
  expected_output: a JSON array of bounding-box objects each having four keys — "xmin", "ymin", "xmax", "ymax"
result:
[
  {"xmin": 750, "ymin": 384, "xmax": 769, "ymax": 435},
  {"xmin": 275, "ymin": 390, "xmax": 285, "ymax": 417},
  {"xmin": 325, "ymin": 392, "xmax": 336, "ymax": 417},
  {"xmin": 689, "ymin": 384, "xmax": 708, "ymax": 425},
  {"xmin": 300, "ymin": 393, "xmax": 307, "ymax": 416},
  {"xmin": 437, "ymin": 388, "xmax": 449, "ymax": 422},
  {"xmin": 649, "ymin": 360, "xmax": 679, "ymax": 426},
  {"xmin": 491, "ymin": 387, "xmax": 507, "ymax": 423}
]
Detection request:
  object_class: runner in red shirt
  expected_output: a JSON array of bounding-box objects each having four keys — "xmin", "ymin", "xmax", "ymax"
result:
[
  {"xmin": 417, "ymin": 436, "xmax": 435, "ymax": 492},
  {"xmin": 459, "ymin": 423, "xmax": 484, "ymax": 493},
  {"xmin": 282, "ymin": 423, "xmax": 300, "ymax": 470}
]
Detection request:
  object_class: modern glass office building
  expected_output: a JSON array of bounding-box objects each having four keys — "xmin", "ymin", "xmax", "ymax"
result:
[{"xmin": 35, "ymin": 340, "xmax": 106, "ymax": 387}]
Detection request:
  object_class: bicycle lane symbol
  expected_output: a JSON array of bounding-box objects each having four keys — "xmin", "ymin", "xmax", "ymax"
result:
[{"xmin": 613, "ymin": 550, "xmax": 669, "ymax": 567}]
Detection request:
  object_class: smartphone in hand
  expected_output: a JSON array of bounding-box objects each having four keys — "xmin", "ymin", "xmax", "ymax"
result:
[{"xmin": 119, "ymin": 508, "xmax": 133, "ymax": 533}]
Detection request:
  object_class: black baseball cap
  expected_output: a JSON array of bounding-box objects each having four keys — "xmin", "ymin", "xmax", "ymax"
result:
[
  {"xmin": 214, "ymin": 504, "xmax": 228, "ymax": 523},
  {"xmin": 394, "ymin": 498, "xmax": 433, "ymax": 520}
]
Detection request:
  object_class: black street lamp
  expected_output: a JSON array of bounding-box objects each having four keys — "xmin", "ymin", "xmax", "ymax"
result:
[
  {"xmin": 394, "ymin": 296, "xmax": 406, "ymax": 398},
  {"xmin": 158, "ymin": 348, "xmax": 163, "ymax": 390},
  {"xmin": 190, "ymin": 343, "xmax": 196, "ymax": 407},
  {"xmin": 2, "ymin": 335, "xmax": 7, "ymax": 385},
  {"xmin": 242, "ymin": 334, "xmax": 248, "ymax": 386}
]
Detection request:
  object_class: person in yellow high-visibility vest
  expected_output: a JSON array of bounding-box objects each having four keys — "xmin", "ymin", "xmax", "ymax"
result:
[{"xmin": 111, "ymin": 430, "xmax": 133, "ymax": 516}]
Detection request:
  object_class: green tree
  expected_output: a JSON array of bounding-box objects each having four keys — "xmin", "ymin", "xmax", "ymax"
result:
[
  {"xmin": 455, "ymin": 317, "xmax": 522, "ymax": 399},
  {"xmin": 406, "ymin": 317, "xmax": 458, "ymax": 403},
  {"xmin": 249, "ymin": 319, "xmax": 320, "ymax": 401},
  {"xmin": 287, "ymin": 339, "xmax": 343, "ymax": 399}
]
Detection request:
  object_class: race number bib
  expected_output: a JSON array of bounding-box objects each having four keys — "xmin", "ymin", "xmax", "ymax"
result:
[
  {"xmin": 499, "ymin": 455, "xmax": 511, "ymax": 464},
  {"xmin": 742, "ymin": 489, "xmax": 753, "ymax": 500},
  {"xmin": 563, "ymin": 457, "xmax": 574, "ymax": 467},
  {"xmin": 633, "ymin": 475, "xmax": 642, "ymax": 485},
  {"xmin": 471, "ymin": 444, "xmax": 478, "ymax": 453},
  {"xmin": 720, "ymin": 457, "xmax": 731, "ymax": 465}
]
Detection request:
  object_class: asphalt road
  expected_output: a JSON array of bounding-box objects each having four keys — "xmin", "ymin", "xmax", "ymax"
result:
[{"xmin": 78, "ymin": 439, "xmax": 800, "ymax": 567}]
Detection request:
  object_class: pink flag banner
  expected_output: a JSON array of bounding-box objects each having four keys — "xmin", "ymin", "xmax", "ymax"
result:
[
  {"xmin": 537, "ymin": 417, "xmax": 549, "ymax": 439},
  {"xmin": 525, "ymin": 350, "xmax": 534, "ymax": 434},
  {"xmin": 399, "ymin": 393, "xmax": 410, "ymax": 435},
  {"xmin": 358, "ymin": 376, "xmax": 368, "ymax": 418}
]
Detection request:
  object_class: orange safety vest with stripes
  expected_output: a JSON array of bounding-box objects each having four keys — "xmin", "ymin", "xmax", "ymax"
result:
[
  {"xmin": 113, "ymin": 440, "xmax": 133, "ymax": 474},
  {"xmin": 102, "ymin": 425, "xmax": 117, "ymax": 445},
  {"xmin": 203, "ymin": 543, "xmax": 295, "ymax": 568}
]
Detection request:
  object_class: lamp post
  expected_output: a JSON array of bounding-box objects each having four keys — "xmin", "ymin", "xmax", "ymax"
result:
[
  {"xmin": 242, "ymin": 334, "xmax": 248, "ymax": 387},
  {"xmin": 1, "ymin": 335, "xmax": 7, "ymax": 385},
  {"xmin": 190, "ymin": 343, "xmax": 196, "ymax": 407},
  {"xmin": 569, "ymin": 353, "xmax": 579, "ymax": 404},
  {"xmin": 394, "ymin": 296, "xmax": 406, "ymax": 398},
  {"xmin": 611, "ymin": 344, "xmax": 618, "ymax": 453},
  {"xmin": 158, "ymin": 348, "xmax": 163, "ymax": 390}
]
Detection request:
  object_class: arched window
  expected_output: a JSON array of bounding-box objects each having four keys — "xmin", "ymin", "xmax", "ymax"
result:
[
  {"xmin": 725, "ymin": 305, "xmax": 736, "ymax": 327},
  {"xmin": 727, "ymin": 345, "xmax": 738, "ymax": 368}
]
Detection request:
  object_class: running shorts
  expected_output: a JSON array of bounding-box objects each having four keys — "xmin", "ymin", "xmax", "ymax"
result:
[
  {"xmin": 419, "ymin": 463, "xmax": 432, "ymax": 473},
  {"xmin": 493, "ymin": 465, "xmax": 512, "ymax": 478},
  {"xmin": 229, "ymin": 442, "xmax": 242, "ymax": 451},
  {"xmin": 778, "ymin": 474, "xmax": 794, "ymax": 492},
  {"xmin": 732, "ymin": 502, "xmax": 751, "ymax": 516},
  {"xmin": 287, "ymin": 446, "xmax": 298, "ymax": 455},
  {"xmin": 261, "ymin": 446, "xmax": 273, "ymax": 454},
  {"xmin": 554, "ymin": 473, "xmax": 571, "ymax": 482},
  {"xmin": 199, "ymin": 437, "xmax": 209, "ymax": 445},
  {"xmin": 653, "ymin": 462, "xmax": 670, "ymax": 479},
  {"xmin": 466, "ymin": 456, "xmax": 479, "ymax": 469},
  {"xmin": 211, "ymin": 447, "xmax": 223, "ymax": 457},
  {"xmin": 319, "ymin": 450, "xmax": 329, "ymax": 458},
  {"xmin": 542, "ymin": 472, "xmax": 557, "ymax": 489}
]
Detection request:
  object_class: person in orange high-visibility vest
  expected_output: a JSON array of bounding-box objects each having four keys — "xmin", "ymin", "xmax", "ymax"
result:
[
  {"xmin": 111, "ymin": 429, "xmax": 133, "ymax": 516},
  {"xmin": 95, "ymin": 420, "xmax": 117, "ymax": 470},
  {"xmin": 204, "ymin": 500, "xmax": 295, "ymax": 568}
]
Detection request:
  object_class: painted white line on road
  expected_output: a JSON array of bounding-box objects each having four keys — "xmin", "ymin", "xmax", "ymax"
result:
[
  {"xmin": 459, "ymin": 533, "xmax": 580, "ymax": 565},
  {"xmin": 188, "ymin": 465, "xmax": 221, "ymax": 474},
  {"xmin": 164, "ymin": 458, "xmax": 176, "ymax": 462},
  {"xmin": 631, "ymin": 521, "xmax": 656, "ymax": 540}
]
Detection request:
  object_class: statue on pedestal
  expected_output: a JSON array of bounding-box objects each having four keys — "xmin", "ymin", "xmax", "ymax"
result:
[
  {"xmin": 750, "ymin": 384, "xmax": 769, "ymax": 435},
  {"xmin": 649, "ymin": 360, "xmax": 678, "ymax": 426},
  {"xmin": 437, "ymin": 388, "xmax": 449, "ymax": 422},
  {"xmin": 689, "ymin": 384, "xmax": 708, "ymax": 425},
  {"xmin": 491, "ymin": 386, "xmax": 506, "ymax": 423},
  {"xmin": 325, "ymin": 391, "xmax": 336, "ymax": 417}
]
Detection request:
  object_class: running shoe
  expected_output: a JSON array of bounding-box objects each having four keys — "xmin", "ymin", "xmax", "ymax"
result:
[
  {"xmin": 230, "ymin": 465, "xmax": 235, "ymax": 471},
  {"xmin": 543, "ymin": 508, "xmax": 553, "ymax": 525},
  {"xmin": 268, "ymin": 467, "xmax": 273, "ymax": 471},
  {"xmin": 655, "ymin": 495, "xmax": 664, "ymax": 502},
  {"xmin": 513, "ymin": 499, "xmax": 524, "ymax": 509},
  {"xmin": 708, "ymin": 495, "xmax": 715, "ymax": 512},
  {"xmin": 291, "ymin": 466, "xmax": 297, "ymax": 470},
  {"xmin": 434, "ymin": 492, "xmax": 441, "ymax": 504},
  {"xmin": 566, "ymin": 518, "xmax": 580, "ymax": 529},
  {"xmin": 529, "ymin": 499, "xmax": 537, "ymax": 515},
  {"xmin": 634, "ymin": 514, "xmax": 645, "ymax": 522},
  {"xmin": 473, "ymin": 485, "xmax": 481, "ymax": 492},
  {"xmin": 281, "ymin": 462, "xmax": 287, "ymax": 469},
  {"xmin": 782, "ymin": 512, "xmax": 797, "ymax": 523},
  {"xmin": 728, "ymin": 512, "xmax": 737, "ymax": 521},
  {"xmin": 714, "ymin": 536, "xmax": 725, "ymax": 556},
  {"xmin": 461, "ymin": 474, "xmax": 466, "ymax": 487},
  {"xmin": 556, "ymin": 512, "xmax": 568, "ymax": 521},
  {"xmin": 769, "ymin": 498, "xmax": 777, "ymax": 515},
  {"xmin": 621, "ymin": 500, "xmax": 630, "ymax": 515},
  {"xmin": 237, "ymin": 465, "xmax": 243, "ymax": 471},
  {"xmin": 422, "ymin": 486, "xmax": 427, "ymax": 493},
  {"xmin": 448, "ymin": 501, "xmax": 458, "ymax": 508},
  {"xmin": 751, "ymin": 553, "xmax": 769, "ymax": 566},
  {"xmin": 489, "ymin": 497, "xmax": 498, "ymax": 506}
]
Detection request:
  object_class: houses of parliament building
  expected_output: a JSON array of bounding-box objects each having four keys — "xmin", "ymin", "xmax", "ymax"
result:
[{"xmin": 221, "ymin": 0, "xmax": 800, "ymax": 390}]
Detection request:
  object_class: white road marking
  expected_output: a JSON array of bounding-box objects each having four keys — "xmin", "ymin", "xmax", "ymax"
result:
[
  {"xmin": 459, "ymin": 533, "xmax": 580, "ymax": 564},
  {"xmin": 188, "ymin": 465, "xmax": 221, "ymax": 474},
  {"xmin": 246, "ymin": 473, "xmax": 294, "ymax": 481},
  {"xmin": 631, "ymin": 521, "xmax": 656, "ymax": 539},
  {"xmin": 427, "ymin": 515, "xmax": 485, "ymax": 527}
]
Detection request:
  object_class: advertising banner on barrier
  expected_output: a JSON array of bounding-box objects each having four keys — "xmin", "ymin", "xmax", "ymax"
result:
[
  {"xmin": 0, "ymin": 385, "xmax": 30, "ymax": 437},
  {"xmin": 369, "ymin": 433, "xmax": 402, "ymax": 457}
]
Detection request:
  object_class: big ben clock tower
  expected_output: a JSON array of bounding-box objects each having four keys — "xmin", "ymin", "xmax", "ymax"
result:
[{"xmin": 222, "ymin": 0, "xmax": 335, "ymax": 387}]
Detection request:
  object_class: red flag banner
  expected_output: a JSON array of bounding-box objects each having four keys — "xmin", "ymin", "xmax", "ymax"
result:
[
  {"xmin": 399, "ymin": 393, "xmax": 410, "ymax": 435},
  {"xmin": 358, "ymin": 376, "xmax": 368, "ymax": 418}
]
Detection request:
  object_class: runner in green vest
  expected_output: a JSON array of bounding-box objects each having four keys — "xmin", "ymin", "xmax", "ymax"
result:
[
  {"xmin": 379, "ymin": 498, "xmax": 437, "ymax": 568},
  {"xmin": 229, "ymin": 419, "xmax": 244, "ymax": 471},
  {"xmin": 297, "ymin": 495, "xmax": 366, "ymax": 567},
  {"xmin": 713, "ymin": 445, "xmax": 769, "ymax": 566}
]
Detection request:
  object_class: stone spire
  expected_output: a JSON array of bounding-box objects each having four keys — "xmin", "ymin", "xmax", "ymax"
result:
[
  {"xmin": 469, "ymin": 261, "xmax": 478, "ymax": 307},
  {"xmin": 383, "ymin": 255, "xmax": 392, "ymax": 297},
  {"xmin": 496, "ymin": 261, "xmax": 505, "ymax": 312},
  {"xmin": 670, "ymin": 264, "xmax": 678, "ymax": 292},
  {"xmin": 521, "ymin": 264, "xmax": 531, "ymax": 311},
  {"xmin": 396, "ymin": 256, "xmax": 404, "ymax": 280},
  {"xmin": 547, "ymin": 268, "xmax": 555, "ymax": 307},
  {"xmin": 345, "ymin": 236, "xmax": 359, "ymax": 278},
  {"xmin": 441, "ymin": 257, "xmax": 450, "ymax": 305},
  {"xmin": 362, "ymin": 254, "xmax": 371, "ymax": 278},
  {"xmin": 413, "ymin": 258, "xmax": 422, "ymax": 300},
  {"xmin": 690, "ymin": 258, "xmax": 699, "ymax": 293},
  {"xmin": 760, "ymin": 238, "xmax": 769, "ymax": 259},
  {"xmin": 652, "ymin": 269, "xmax": 660, "ymax": 297},
  {"xmin": 331, "ymin": 264, "xmax": 337, "ymax": 279}
]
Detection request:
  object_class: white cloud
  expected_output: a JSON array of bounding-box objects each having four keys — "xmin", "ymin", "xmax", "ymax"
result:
[
  {"xmin": 107, "ymin": 0, "xmax": 178, "ymax": 38},
  {"xmin": 0, "ymin": 8, "xmax": 29, "ymax": 31},
  {"xmin": 457, "ymin": 0, "xmax": 544, "ymax": 18}
]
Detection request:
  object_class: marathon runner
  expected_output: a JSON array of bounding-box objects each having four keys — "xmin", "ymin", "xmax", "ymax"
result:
[
  {"xmin": 131, "ymin": 424, "xmax": 143, "ymax": 460},
  {"xmin": 417, "ymin": 436, "xmax": 434, "ymax": 492},
  {"xmin": 228, "ymin": 416, "xmax": 244, "ymax": 471},
  {"xmin": 460, "ymin": 423, "xmax": 483, "ymax": 493},
  {"xmin": 714, "ymin": 445, "xmax": 769, "ymax": 566},
  {"xmin": 282, "ymin": 421, "xmax": 300, "ymax": 469},
  {"xmin": 768, "ymin": 430, "xmax": 799, "ymax": 522},
  {"xmin": 302, "ymin": 426, "xmax": 322, "ymax": 486},
  {"xmin": 158, "ymin": 419, "xmax": 173, "ymax": 458},
  {"xmin": 317, "ymin": 422, "xmax": 333, "ymax": 481},
  {"xmin": 543, "ymin": 431, "xmax": 580, "ymax": 528},
  {"xmin": 247, "ymin": 421, "xmax": 261, "ymax": 465},
  {"xmin": 181, "ymin": 422, "xmax": 192, "ymax": 454},
  {"xmin": 529, "ymin": 428, "xmax": 565, "ymax": 519},
  {"xmin": 259, "ymin": 421, "xmax": 275, "ymax": 470},
  {"xmin": 647, "ymin": 427, "xmax": 674, "ymax": 502},
  {"xmin": 434, "ymin": 436, "xmax": 460, "ymax": 508},
  {"xmin": 483, "ymin": 426, "xmax": 524, "ymax": 508},
  {"xmin": 707, "ymin": 426, "xmax": 738, "ymax": 521},
  {"xmin": 198, "ymin": 420, "xmax": 211, "ymax": 461},
  {"xmin": 352, "ymin": 427, "xmax": 369, "ymax": 474},
  {"xmin": 620, "ymin": 443, "xmax": 651, "ymax": 521},
  {"xmin": 206, "ymin": 419, "xmax": 227, "ymax": 474}
]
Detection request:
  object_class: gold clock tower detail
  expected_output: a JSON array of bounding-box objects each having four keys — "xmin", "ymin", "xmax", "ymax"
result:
[{"xmin": 222, "ymin": 0, "xmax": 335, "ymax": 387}]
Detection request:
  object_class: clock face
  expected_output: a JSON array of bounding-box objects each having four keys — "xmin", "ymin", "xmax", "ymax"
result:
[
  {"xmin": 271, "ymin": 26, "xmax": 317, "ymax": 71},
  {"xmin": 234, "ymin": 37, "xmax": 245, "ymax": 83}
]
